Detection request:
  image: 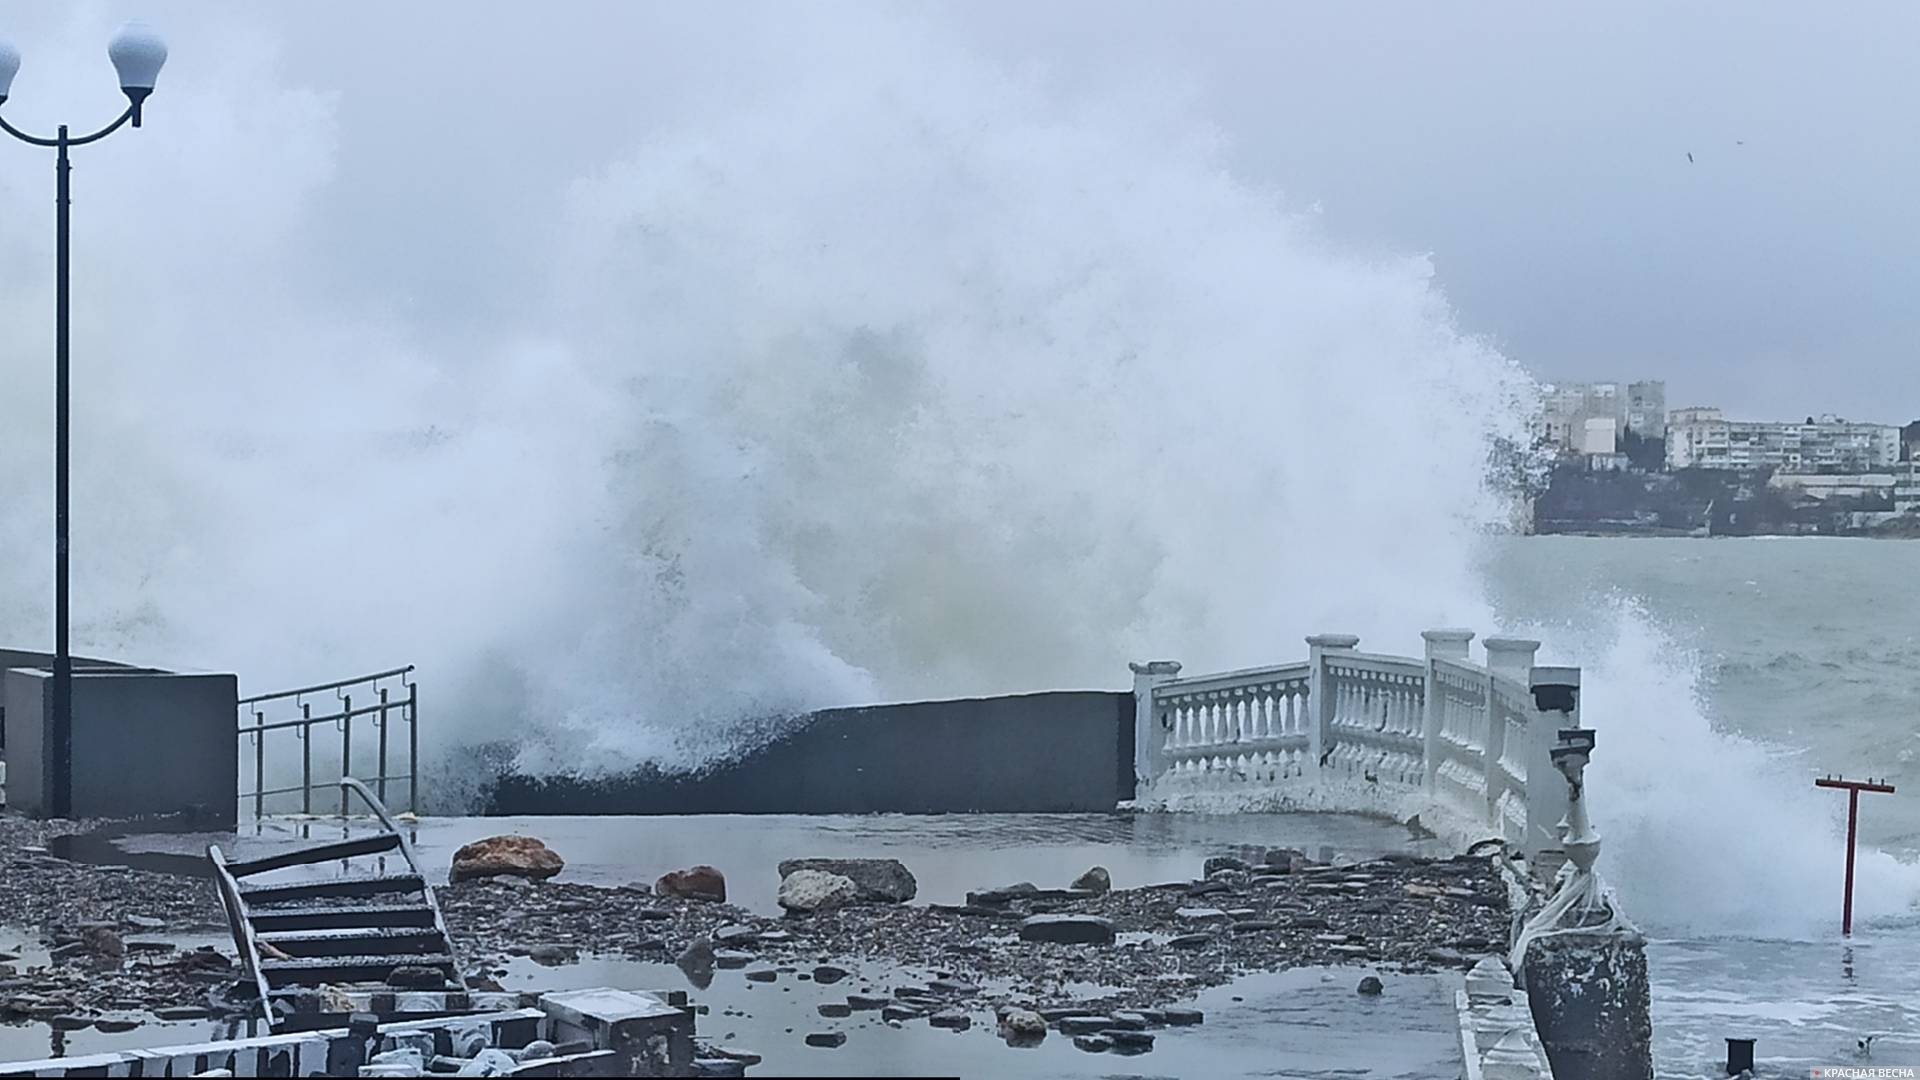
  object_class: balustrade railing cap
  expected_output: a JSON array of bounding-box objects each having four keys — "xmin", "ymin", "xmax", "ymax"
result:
[
  {"xmin": 1129, "ymin": 660, "xmax": 1183, "ymax": 675},
  {"xmin": 1421, "ymin": 628, "xmax": 1475, "ymax": 642},
  {"xmin": 1483, "ymin": 637, "xmax": 1542, "ymax": 653},
  {"xmin": 1529, "ymin": 665, "xmax": 1580, "ymax": 688},
  {"xmin": 1305, "ymin": 634, "xmax": 1361, "ymax": 649}
]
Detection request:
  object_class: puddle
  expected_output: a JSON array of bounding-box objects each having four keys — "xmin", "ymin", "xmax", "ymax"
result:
[{"xmin": 486, "ymin": 951, "xmax": 1462, "ymax": 1078}]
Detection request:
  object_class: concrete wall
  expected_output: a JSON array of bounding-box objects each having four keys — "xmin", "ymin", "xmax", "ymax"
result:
[
  {"xmin": 3, "ymin": 664, "xmax": 238, "ymax": 826},
  {"xmin": 487, "ymin": 690, "xmax": 1135, "ymax": 815}
]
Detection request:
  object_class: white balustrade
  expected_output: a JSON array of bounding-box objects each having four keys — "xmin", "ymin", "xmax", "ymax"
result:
[{"xmin": 1133, "ymin": 630, "xmax": 1576, "ymax": 860}]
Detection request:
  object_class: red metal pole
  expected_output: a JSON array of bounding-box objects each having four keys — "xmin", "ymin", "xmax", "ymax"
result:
[{"xmin": 1843, "ymin": 787, "xmax": 1859, "ymax": 936}]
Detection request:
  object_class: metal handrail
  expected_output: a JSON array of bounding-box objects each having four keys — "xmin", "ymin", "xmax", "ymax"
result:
[
  {"xmin": 238, "ymin": 666, "xmax": 414, "ymax": 706},
  {"xmin": 206, "ymin": 845, "xmax": 276, "ymax": 1030},
  {"xmin": 336, "ymin": 777, "xmax": 464, "ymax": 992}
]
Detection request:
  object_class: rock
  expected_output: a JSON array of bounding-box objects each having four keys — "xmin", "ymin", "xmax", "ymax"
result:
[
  {"xmin": 1057, "ymin": 1015, "xmax": 1115, "ymax": 1035},
  {"xmin": 1000, "ymin": 1009, "xmax": 1047, "ymax": 1039},
  {"xmin": 1018, "ymin": 915, "xmax": 1116, "ymax": 945},
  {"xmin": 1203, "ymin": 855, "xmax": 1251, "ymax": 876},
  {"xmin": 847, "ymin": 994, "xmax": 891, "ymax": 1010},
  {"xmin": 927, "ymin": 978, "xmax": 980, "ymax": 996},
  {"xmin": 777, "ymin": 870, "xmax": 859, "ymax": 914},
  {"xmin": 778, "ymin": 858, "xmax": 917, "ymax": 903},
  {"xmin": 715, "ymin": 950, "xmax": 754, "ymax": 969},
  {"xmin": 1107, "ymin": 1012, "xmax": 1150, "ymax": 1030},
  {"xmin": 1357, "ymin": 976, "xmax": 1384, "ymax": 995},
  {"xmin": 456, "ymin": 1048, "xmax": 520, "ymax": 1075},
  {"xmin": 744, "ymin": 968, "xmax": 778, "ymax": 983},
  {"xmin": 804, "ymin": 1032, "xmax": 847, "ymax": 1048},
  {"xmin": 154, "ymin": 1004, "xmax": 211, "ymax": 1021},
  {"xmin": 123, "ymin": 915, "xmax": 166, "ymax": 931},
  {"xmin": 812, "ymin": 964, "xmax": 849, "ymax": 984},
  {"xmin": 678, "ymin": 939, "xmax": 716, "ymax": 968},
  {"xmin": 1231, "ymin": 920, "xmax": 1281, "ymax": 933},
  {"xmin": 710, "ymin": 1046, "xmax": 762, "ymax": 1065},
  {"xmin": 1289, "ymin": 915, "xmax": 1330, "ymax": 930},
  {"xmin": 1038, "ymin": 1006, "xmax": 1098, "ymax": 1021},
  {"xmin": 965, "ymin": 882, "xmax": 1039, "ymax": 906},
  {"xmin": 883, "ymin": 1004, "xmax": 926, "ymax": 1023},
  {"xmin": 693, "ymin": 1059, "xmax": 746, "ymax": 1078},
  {"xmin": 1175, "ymin": 907, "xmax": 1229, "ymax": 923},
  {"xmin": 817, "ymin": 1002, "xmax": 852, "ymax": 1018},
  {"xmin": 928, "ymin": 1009, "xmax": 971, "ymax": 1030},
  {"xmin": 1167, "ymin": 933, "xmax": 1212, "ymax": 950},
  {"xmin": 80, "ymin": 926, "xmax": 125, "ymax": 958},
  {"xmin": 1161, "ymin": 1006, "xmax": 1204, "ymax": 1025},
  {"xmin": 655, "ymin": 865, "xmax": 727, "ymax": 902},
  {"xmin": 449, "ymin": 835, "xmax": 565, "ymax": 885},
  {"xmin": 1070, "ymin": 866, "xmax": 1111, "ymax": 895},
  {"xmin": 94, "ymin": 1013, "xmax": 142, "ymax": 1033},
  {"xmin": 714, "ymin": 925, "xmax": 760, "ymax": 946},
  {"xmin": 49, "ymin": 1014, "xmax": 94, "ymax": 1031},
  {"xmin": 1264, "ymin": 847, "xmax": 1306, "ymax": 868},
  {"xmin": 1072, "ymin": 1034, "xmax": 1112, "ymax": 1053},
  {"xmin": 527, "ymin": 944, "xmax": 577, "ymax": 967},
  {"xmin": 1186, "ymin": 879, "xmax": 1232, "ymax": 898},
  {"xmin": 1424, "ymin": 947, "xmax": 1471, "ymax": 966},
  {"xmin": 387, "ymin": 965, "xmax": 447, "ymax": 988}
]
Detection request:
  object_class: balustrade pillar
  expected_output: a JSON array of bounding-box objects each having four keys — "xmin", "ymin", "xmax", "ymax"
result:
[
  {"xmin": 1421, "ymin": 629, "xmax": 1474, "ymax": 791},
  {"xmin": 1525, "ymin": 665, "xmax": 1580, "ymax": 861},
  {"xmin": 1306, "ymin": 634, "xmax": 1359, "ymax": 774},
  {"xmin": 1481, "ymin": 638, "xmax": 1539, "ymax": 827},
  {"xmin": 1129, "ymin": 660, "xmax": 1182, "ymax": 792}
]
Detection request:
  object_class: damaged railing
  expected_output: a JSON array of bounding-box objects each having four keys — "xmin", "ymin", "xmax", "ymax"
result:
[
  {"xmin": 1131, "ymin": 630, "xmax": 1579, "ymax": 860},
  {"xmin": 238, "ymin": 666, "xmax": 419, "ymax": 818}
]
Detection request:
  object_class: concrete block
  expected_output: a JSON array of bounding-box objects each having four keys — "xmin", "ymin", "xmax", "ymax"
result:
[{"xmin": 538, "ymin": 989, "xmax": 694, "ymax": 1077}]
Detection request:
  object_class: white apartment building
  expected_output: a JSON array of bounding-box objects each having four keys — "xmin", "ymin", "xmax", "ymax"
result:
[{"xmin": 1666, "ymin": 408, "xmax": 1902, "ymax": 473}]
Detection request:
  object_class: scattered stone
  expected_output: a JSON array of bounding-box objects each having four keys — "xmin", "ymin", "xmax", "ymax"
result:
[
  {"xmin": 1038, "ymin": 1006, "xmax": 1097, "ymax": 1021},
  {"xmin": 1070, "ymin": 866, "xmax": 1111, "ymax": 895},
  {"xmin": 514, "ymin": 1040, "xmax": 559, "ymax": 1062},
  {"xmin": 1424, "ymin": 946, "xmax": 1471, "ymax": 966},
  {"xmin": 1000, "ymin": 1009, "xmax": 1047, "ymax": 1040},
  {"xmin": 778, "ymin": 858, "xmax": 918, "ymax": 903},
  {"xmin": 656, "ymin": 865, "xmax": 727, "ymax": 902},
  {"xmin": 94, "ymin": 1013, "xmax": 142, "ymax": 1033},
  {"xmin": 1058, "ymin": 1015, "xmax": 1115, "ymax": 1035},
  {"xmin": 965, "ymin": 882, "xmax": 1039, "ymax": 906},
  {"xmin": 811, "ymin": 964, "xmax": 849, "ymax": 984},
  {"xmin": 527, "ymin": 944, "xmax": 577, "ymax": 967},
  {"xmin": 693, "ymin": 1059, "xmax": 746, "ymax": 1078},
  {"xmin": 714, "ymin": 925, "xmax": 760, "ymax": 946},
  {"xmin": 928, "ymin": 1009, "xmax": 971, "ymax": 1030},
  {"xmin": 777, "ymin": 870, "xmax": 859, "ymax": 914},
  {"xmin": 79, "ymin": 926, "xmax": 125, "ymax": 959},
  {"xmin": 715, "ymin": 950, "xmax": 754, "ymax": 969},
  {"xmin": 744, "ymin": 968, "xmax": 778, "ymax": 983},
  {"xmin": 1107, "ymin": 1012, "xmax": 1150, "ymax": 1030},
  {"xmin": 710, "ymin": 1046, "xmax": 762, "ymax": 1065},
  {"xmin": 847, "ymin": 994, "xmax": 891, "ymax": 1011},
  {"xmin": 1104, "ymin": 1028, "xmax": 1155, "ymax": 1050},
  {"xmin": 804, "ymin": 1032, "xmax": 847, "ymax": 1048},
  {"xmin": 154, "ymin": 1005, "xmax": 211, "ymax": 1021},
  {"xmin": 884, "ymin": 1004, "xmax": 927, "ymax": 1023},
  {"xmin": 927, "ymin": 978, "xmax": 980, "ymax": 996},
  {"xmin": 448, "ymin": 835, "xmax": 565, "ymax": 884},
  {"xmin": 817, "ymin": 1002, "xmax": 852, "ymax": 1018},
  {"xmin": 49, "ymin": 1014, "xmax": 94, "ymax": 1031},
  {"xmin": 123, "ymin": 915, "xmax": 166, "ymax": 931},
  {"xmin": 678, "ymin": 939, "xmax": 716, "ymax": 969},
  {"xmin": 1072, "ymin": 1034, "xmax": 1113, "ymax": 1053},
  {"xmin": 1357, "ymin": 976, "xmax": 1384, "ymax": 996},
  {"xmin": 1231, "ymin": 920, "xmax": 1281, "ymax": 933},
  {"xmin": 1175, "ymin": 907, "xmax": 1229, "ymax": 923},
  {"xmin": 1018, "ymin": 915, "xmax": 1115, "ymax": 946},
  {"xmin": 1161, "ymin": 1007, "xmax": 1204, "ymax": 1026},
  {"xmin": 1167, "ymin": 933, "xmax": 1212, "ymax": 950},
  {"xmin": 1185, "ymin": 879, "xmax": 1232, "ymax": 898}
]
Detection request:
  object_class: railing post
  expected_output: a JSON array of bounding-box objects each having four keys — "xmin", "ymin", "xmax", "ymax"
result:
[
  {"xmin": 299, "ymin": 700, "xmax": 313, "ymax": 816},
  {"xmin": 376, "ymin": 686, "xmax": 391, "ymax": 806},
  {"xmin": 1306, "ymin": 634, "xmax": 1360, "ymax": 773},
  {"xmin": 1525, "ymin": 665, "xmax": 1580, "ymax": 862},
  {"xmin": 1421, "ymin": 629, "xmax": 1474, "ymax": 791},
  {"xmin": 407, "ymin": 680, "xmax": 420, "ymax": 816},
  {"xmin": 340, "ymin": 693, "xmax": 353, "ymax": 817},
  {"xmin": 252, "ymin": 709, "xmax": 266, "ymax": 820},
  {"xmin": 1481, "ymin": 638, "xmax": 1540, "ymax": 828},
  {"xmin": 1129, "ymin": 660, "xmax": 1183, "ymax": 793}
]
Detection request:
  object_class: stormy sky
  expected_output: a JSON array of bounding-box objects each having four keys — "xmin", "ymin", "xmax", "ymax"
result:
[{"xmin": 3, "ymin": 1, "xmax": 1916, "ymax": 423}]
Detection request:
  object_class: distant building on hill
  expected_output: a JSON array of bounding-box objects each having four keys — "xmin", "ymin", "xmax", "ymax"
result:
[
  {"xmin": 1666, "ymin": 408, "xmax": 1901, "ymax": 473},
  {"xmin": 1536, "ymin": 379, "xmax": 1666, "ymax": 455}
]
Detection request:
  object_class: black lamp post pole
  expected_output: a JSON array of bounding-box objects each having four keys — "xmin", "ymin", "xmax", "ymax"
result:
[{"xmin": 1, "ymin": 102, "xmax": 143, "ymax": 819}]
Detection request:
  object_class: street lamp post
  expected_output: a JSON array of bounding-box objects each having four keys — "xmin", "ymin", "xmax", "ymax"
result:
[{"xmin": 0, "ymin": 23, "xmax": 166, "ymax": 819}]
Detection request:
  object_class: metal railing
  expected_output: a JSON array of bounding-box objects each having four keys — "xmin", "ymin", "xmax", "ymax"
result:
[{"xmin": 238, "ymin": 666, "xmax": 419, "ymax": 818}]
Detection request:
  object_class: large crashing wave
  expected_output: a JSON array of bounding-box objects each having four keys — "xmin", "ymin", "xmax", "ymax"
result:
[{"xmin": 3, "ymin": 8, "xmax": 1896, "ymax": 936}]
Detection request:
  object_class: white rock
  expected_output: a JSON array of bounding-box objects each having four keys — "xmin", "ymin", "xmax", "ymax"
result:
[{"xmin": 778, "ymin": 869, "xmax": 860, "ymax": 913}]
